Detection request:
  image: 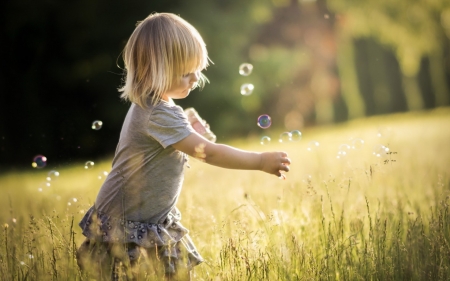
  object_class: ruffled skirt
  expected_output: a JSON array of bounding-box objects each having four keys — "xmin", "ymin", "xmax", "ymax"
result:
[{"xmin": 77, "ymin": 206, "xmax": 203, "ymax": 280}]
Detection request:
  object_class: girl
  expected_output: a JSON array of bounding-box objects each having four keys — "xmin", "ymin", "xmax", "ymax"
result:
[{"xmin": 77, "ymin": 12, "xmax": 291, "ymax": 281}]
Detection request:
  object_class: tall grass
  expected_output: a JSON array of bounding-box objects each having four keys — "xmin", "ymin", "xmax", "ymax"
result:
[{"xmin": 1, "ymin": 108, "xmax": 449, "ymax": 280}]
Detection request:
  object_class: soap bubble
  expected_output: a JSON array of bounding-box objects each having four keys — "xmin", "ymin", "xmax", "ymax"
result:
[
  {"xmin": 376, "ymin": 127, "xmax": 393, "ymax": 138},
  {"xmin": 336, "ymin": 151, "xmax": 347, "ymax": 159},
  {"xmin": 338, "ymin": 144, "xmax": 351, "ymax": 155},
  {"xmin": 91, "ymin": 120, "xmax": 103, "ymax": 130},
  {"xmin": 98, "ymin": 171, "xmax": 109, "ymax": 180},
  {"xmin": 307, "ymin": 141, "xmax": 320, "ymax": 151},
  {"xmin": 260, "ymin": 136, "xmax": 271, "ymax": 145},
  {"xmin": 38, "ymin": 182, "xmax": 51, "ymax": 192},
  {"xmin": 290, "ymin": 130, "xmax": 302, "ymax": 141},
  {"xmin": 351, "ymin": 138, "xmax": 365, "ymax": 149},
  {"xmin": 46, "ymin": 170, "xmax": 60, "ymax": 182},
  {"xmin": 32, "ymin": 155, "xmax": 47, "ymax": 168},
  {"xmin": 302, "ymin": 174, "xmax": 312, "ymax": 183},
  {"xmin": 239, "ymin": 63, "xmax": 253, "ymax": 76},
  {"xmin": 336, "ymin": 144, "xmax": 351, "ymax": 159},
  {"xmin": 84, "ymin": 161, "xmax": 95, "ymax": 169},
  {"xmin": 257, "ymin": 114, "xmax": 272, "ymax": 129},
  {"xmin": 279, "ymin": 132, "xmax": 292, "ymax": 143},
  {"xmin": 240, "ymin": 83, "xmax": 254, "ymax": 96},
  {"xmin": 373, "ymin": 144, "xmax": 390, "ymax": 157}
]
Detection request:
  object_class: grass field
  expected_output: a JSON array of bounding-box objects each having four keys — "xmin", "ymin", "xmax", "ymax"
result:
[{"xmin": 1, "ymin": 107, "xmax": 449, "ymax": 280}]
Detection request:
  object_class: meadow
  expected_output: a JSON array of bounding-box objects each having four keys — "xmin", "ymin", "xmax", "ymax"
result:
[{"xmin": 1, "ymin": 107, "xmax": 449, "ymax": 280}]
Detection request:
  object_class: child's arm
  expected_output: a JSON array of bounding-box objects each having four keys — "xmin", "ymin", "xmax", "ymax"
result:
[{"xmin": 171, "ymin": 132, "xmax": 291, "ymax": 177}]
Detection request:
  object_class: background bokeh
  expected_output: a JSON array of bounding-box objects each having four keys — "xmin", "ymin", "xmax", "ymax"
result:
[{"xmin": 1, "ymin": 0, "xmax": 449, "ymax": 171}]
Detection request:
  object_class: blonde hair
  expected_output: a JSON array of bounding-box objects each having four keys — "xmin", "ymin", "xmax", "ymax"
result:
[{"xmin": 119, "ymin": 13, "xmax": 210, "ymax": 107}]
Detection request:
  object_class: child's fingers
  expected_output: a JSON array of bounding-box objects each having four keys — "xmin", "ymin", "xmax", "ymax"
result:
[
  {"xmin": 278, "ymin": 152, "xmax": 290, "ymax": 163},
  {"xmin": 277, "ymin": 153, "xmax": 290, "ymax": 179},
  {"xmin": 282, "ymin": 157, "xmax": 291, "ymax": 165},
  {"xmin": 278, "ymin": 163, "xmax": 290, "ymax": 172}
]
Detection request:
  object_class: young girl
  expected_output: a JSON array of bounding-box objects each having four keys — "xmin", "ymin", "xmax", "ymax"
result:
[{"xmin": 77, "ymin": 12, "xmax": 291, "ymax": 281}]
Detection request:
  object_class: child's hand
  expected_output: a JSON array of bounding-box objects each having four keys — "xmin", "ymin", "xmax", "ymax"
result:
[
  {"xmin": 184, "ymin": 108, "xmax": 216, "ymax": 142},
  {"xmin": 260, "ymin": 152, "xmax": 291, "ymax": 178}
]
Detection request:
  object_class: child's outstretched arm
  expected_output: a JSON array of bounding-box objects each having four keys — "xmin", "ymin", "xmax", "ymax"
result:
[{"xmin": 172, "ymin": 132, "xmax": 291, "ymax": 177}]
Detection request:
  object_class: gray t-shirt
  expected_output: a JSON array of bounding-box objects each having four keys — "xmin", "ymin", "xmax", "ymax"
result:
[{"xmin": 95, "ymin": 100, "xmax": 195, "ymax": 224}]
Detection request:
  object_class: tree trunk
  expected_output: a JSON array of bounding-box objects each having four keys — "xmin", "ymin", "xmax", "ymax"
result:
[
  {"xmin": 401, "ymin": 75, "xmax": 424, "ymax": 111},
  {"xmin": 336, "ymin": 35, "xmax": 366, "ymax": 119},
  {"xmin": 429, "ymin": 49, "xmax": 450, "ymax": 107}
]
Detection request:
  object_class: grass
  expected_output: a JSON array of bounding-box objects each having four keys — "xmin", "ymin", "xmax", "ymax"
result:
[{"xmin": 1, "ymin": 107, "xmax": 449, "ymax": 280}]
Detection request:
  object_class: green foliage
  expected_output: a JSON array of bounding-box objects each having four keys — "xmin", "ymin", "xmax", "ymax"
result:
[
  {"xmin": 2, "ymin": 0, "xmax": 449, "ymax": 180},
  {"xmin": 327, "ymin": 0, "xmax": 450, "ymax": 76}
]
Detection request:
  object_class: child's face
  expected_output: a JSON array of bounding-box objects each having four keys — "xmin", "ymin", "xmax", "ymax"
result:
[{"xmin": 162, "ymin": 72, "xmax": 200, "ymax": 101}]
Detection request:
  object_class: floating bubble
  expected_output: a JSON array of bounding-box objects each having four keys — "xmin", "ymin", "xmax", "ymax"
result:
[
  {"xmin": 91, "ymin": 120, "xmax": 103, "ymax": 130},
  {"xmin": 373, "ymin": 144, "xmax": 390, "ymax": 157},
  {"xmin": 376, "ymin": 127, "xmax": 393, "ymax": 138},
  {"xmin": 38, "ymin": 182, "xmax": 51, "ymax": 192},
  {"xmin": 351, "ymin": 138, "xmax": 365, "ymax": 149},
  {"xmin": 260, "ymin": 136, "xmax": 271, "ymax": 145},
  {"xmin": 307, "ymin": 141, "xmax": 320, "ymax": 151},
  {"xmin": 279, "ymin": 132, "xmax": 292, "ymax": 143},
  {"xmin": 240, "ymin": 83, "xmax": 254, "ymax": 96},
  {"xmin": 84, "ymin": 161, "xmax": 95, "ymax": 169},
  {"xmin": 302, "ymin": 174, "xmax": 312, "ymax": 184},
  {"xmin": 257, "ymin": 114, "xmax": 272, "ymax": 129},
  {"xmin": 337, "ymin": 144, "xmax": 351, "ymax": 157},
  {"xmin": 32, "ymin": 155, "xmax": 47, "ymax": 168},
  {"xmin": 72, "ymin": 198, "xmax": 78, "ymax": 202},
  {"xmin": 98, "ymin": 171, "xmax": 109, "ymax": 180},
  {"xmin": 336, "ymin": 151, "xmax": 347, "ymax": 159},
  {"xmin": 46, "ymin": 170, "xmax": 60, "ymax": 182},
  {"xmin": 239, "ymin": 63, "xmax": 253, "ymax": 76},
  {"xmin": 290, "ymin": 130, "xmax": 302, "ymax": 141}
]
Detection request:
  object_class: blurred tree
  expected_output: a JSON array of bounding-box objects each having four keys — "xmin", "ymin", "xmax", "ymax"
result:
[
  {"xmin": 175, "ymin": 0, "xmax": 342, "ymax": 131},
  {"xmin": 252, "ymin": 0, "xmax": 339, "ymax": 126},
  {"xmin": 1, "ymin": 0, "xmax": 449, "ymax": 171},
  {"xmin": 171, "ymin": 0, "xmax": 279, "ymax": 138},
  {"xmin": 328, "ymin": 0, "xmax": 450, "ymax": 111}
]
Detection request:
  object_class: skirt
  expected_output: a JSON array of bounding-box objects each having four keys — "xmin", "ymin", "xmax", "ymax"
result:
[{"xmin": 76, "ymin": 206, "xmax": 203, "ymax": 280}]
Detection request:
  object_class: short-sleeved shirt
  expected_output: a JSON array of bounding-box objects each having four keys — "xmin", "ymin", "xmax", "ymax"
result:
[{"xmin": 95, "ymin": 100, "xmax": 195, "ymax": 224}]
